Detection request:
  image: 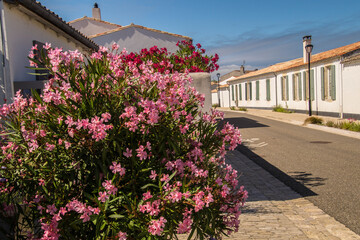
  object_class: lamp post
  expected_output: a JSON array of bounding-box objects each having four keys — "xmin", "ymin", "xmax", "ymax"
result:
[
  {"xmin": 216, "ymin": 73, "xmax": 221, "ymax": 107},
  {"xmin": 305, "ymin": 44, "xmax": 313, "ymax": 116}
]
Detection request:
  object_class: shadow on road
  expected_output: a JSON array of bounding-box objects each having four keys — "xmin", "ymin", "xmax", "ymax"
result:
[
  {"xmin": 220, "ymin": 117, "xmax": 269, "ymax": 129},
  {"xmin": 235, "ymin": 144, "xmax": 318, "ymax": 198},
  {"xmin": 288, "ymin": 171, "xmax": 327, "ymax": 187}
]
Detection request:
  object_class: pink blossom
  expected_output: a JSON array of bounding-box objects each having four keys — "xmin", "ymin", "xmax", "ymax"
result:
[
  {"xmin": 142, "ymin": 190, "xmax": 152, "ymax": 201},
  {"xmin": 136, "ymin": 145, "xmax": 148, "ymax": 160},
  {"xmin": 123, "ymin": 148, "xmax": 132, "ymax": 158},
  {"xmin": 150, "ymin": 170, "xmax": 157, "ymax": 180},
  {"xmin": 148, "ymin": 216, "xmax": 167, "ymax": 236},
  {"xmin": 117, "ymin": 231, "xmax": 127, "ymax": 240},
  {"xmin": 98, "ymin": 191, "xmax": 109, "ymax": 203},
  {"xmin": 109, "ymin": 162, "xmax": 126, "ymax": 176}
]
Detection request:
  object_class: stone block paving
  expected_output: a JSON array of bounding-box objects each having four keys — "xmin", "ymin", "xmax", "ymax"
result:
[{"xmin": 177, "ymin": 151, "xmax": 360, "ymax": 240}]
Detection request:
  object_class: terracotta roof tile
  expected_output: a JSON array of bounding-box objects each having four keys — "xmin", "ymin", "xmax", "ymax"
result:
[
  {"xmin": 88, "ymin": 23, "xmax": 192, "ymax": 40},
  {"xmin": 229, "ymin": 41, "xmax": 360, "ymax": 82}
]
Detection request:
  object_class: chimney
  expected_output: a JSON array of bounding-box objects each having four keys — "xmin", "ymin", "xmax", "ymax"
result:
[
  {"xmin": 303, "ymin": 35, "xmax": 312, "ymax": 63},
  {"xmin": 92, "ymin": 3, "xmax": 101, "ymax": 20},
  {"xmin": 240, "ymin": 65, "xmax": 245, "ymax": 74}
]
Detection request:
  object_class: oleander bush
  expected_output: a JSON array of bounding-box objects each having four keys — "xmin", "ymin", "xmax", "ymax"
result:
[{"xmin": 0, "ymin": 43, "xmax": 246, "ymax": 240}]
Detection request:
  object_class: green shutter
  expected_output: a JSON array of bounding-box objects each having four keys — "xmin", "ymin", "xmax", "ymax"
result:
[
  {"xmin": 298, "ymin": 73, "xmax": 302, "ymax": 101},
  {"xmin": 256, "ymin": 81, "xmax": 259, "ymax": 100},
  {"xmin": 303, "ymin": 71, "xmax": 307, "ymax": 100},
  {"xmin": 310, "ymin": 69, "xmax": 314, "ymax": 101},
  {"xmin": 330, "ymin": 65, "xmax": 336, "ymax": 100},
  {"xmin": 292, "ymin": 74, "xmax": 296, "ymax": 101},
  {"xmin": 231, "ymin": 85, "xmax": 234, "ymax": 101},
  {"xmin": 281, "ymin": 77, "xmax": 284, "ymax": 101},
  {"xmin": 239, "ymin": 84, "xmax": 242, "ymax": 100},
  {"xmin": 249, "ymin": 82, "xmax": 252, "ymax": 100},
  {"xmin": 286, "ymin": 76, "xmax": 289, "ymax": 101},
  {"xmin": 321, "ymin": 67, "xmax": 325, "ymax": 100},
  {"xmin": 266, "ymin": 79, "xmax": 270, "ymax": 101},
  {"xmin": 245, "ymin": 83, "xmax": 247, "ymax": 100}
]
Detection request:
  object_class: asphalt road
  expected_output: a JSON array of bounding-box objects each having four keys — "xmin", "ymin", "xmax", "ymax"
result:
[{"xmin": 220, "ymin": 111, "xmax": 360, "ymax": 235}]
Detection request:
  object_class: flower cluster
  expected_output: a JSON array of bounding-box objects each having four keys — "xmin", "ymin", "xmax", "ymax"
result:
[
  {"xmin": 0, "ymin": 43, "xmax": 245, "ymax": 239},
  {"xmin": 114, "ymin": 40, "xmax": 219, "ymax": 74}
]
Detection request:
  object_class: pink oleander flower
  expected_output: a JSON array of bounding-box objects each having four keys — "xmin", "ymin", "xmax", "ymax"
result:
[
  {"xmin": 148, "ymin": 216, "xmax": 167, "ymax": 236},
  {"xmin": 109, "ymin": 162, "xmax": 126, "ymax": 176},
  {"xmin": 98, "ymin": 191, "xmax": 109, "ymax": 203}
]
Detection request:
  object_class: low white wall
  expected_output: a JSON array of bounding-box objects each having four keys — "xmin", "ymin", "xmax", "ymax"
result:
[{"xmin": 189, "ymin": 72, "xmax": 211, "ymax": 113}]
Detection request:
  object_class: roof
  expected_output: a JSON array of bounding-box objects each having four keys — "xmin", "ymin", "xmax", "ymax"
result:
[
  {"xmin": 5, "ymin": 0, "xmax": 98, "ymax": 51},
  {"xmin": 69, "ymin": 16, "xmax": 122, "ymax": 28},
  {"xmin": 229, "ymin": 41, "xmax": 360, "ymax": 82},
  {"xmin": 89, "ymin": 23, "xmax": 192, "ymax": 41}
]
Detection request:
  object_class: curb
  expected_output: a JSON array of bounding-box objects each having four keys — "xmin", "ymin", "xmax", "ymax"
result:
[{"xmin": 220, "ymin": 108, "xmax": 360, "ymax": 140}]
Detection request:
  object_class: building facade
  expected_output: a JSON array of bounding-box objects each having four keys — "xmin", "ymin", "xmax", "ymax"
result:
[
  {"xmin": 223, "ymin": 39, "xmax": 360, "ymax": 119},
  {"xmin": 0, "ymin": 0, "xmax": 98, "ymax": 105},
  {"xmin": 69, "ymin": 4, "xmax": 192, "ymax": 53}
]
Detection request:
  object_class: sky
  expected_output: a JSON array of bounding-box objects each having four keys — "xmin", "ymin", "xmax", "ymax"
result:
[{"xmin": 39, "ymin": 0, "xmax": 360, "ymax": 79}]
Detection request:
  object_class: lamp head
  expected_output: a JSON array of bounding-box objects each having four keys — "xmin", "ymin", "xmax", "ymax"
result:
[{"xmin": 305, "ymin": 44, "xmax": 313, "ymax": 54}]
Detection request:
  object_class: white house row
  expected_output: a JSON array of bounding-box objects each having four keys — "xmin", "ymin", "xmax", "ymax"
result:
[{"xmin": 213, "ymin": 38, "xmax": 360, "ymax": 119}]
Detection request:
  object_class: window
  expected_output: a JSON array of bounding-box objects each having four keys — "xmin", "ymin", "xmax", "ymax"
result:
[
  {"xmin": 321, "ymin": 65, "xmax": 336, "ymax": 101},
  {"xmin": 32, "ymin": 40, "xmax": 49, "ymax": 81},
  {"xmin": 256, "ymin": 81, "xmax": 260, "ymax": 100},
  {"xmin": 231, "ymin": 85, "xmax": 234, "ymax": 101},
  {"xmin": 245, "ymin": 82, "xmax": 252, "ymax": 100},
  {"xmin": 303, "ymin": 70, "xmax": 314, "ymax": 101},
  {"xmin": 281, "ymin": 75, "xmax": 289, "ymax": 101},
  {"xmin": 266, "ymin": 79, "xmax": 270, "ymax": 101},
  {"xmin": 292, "ymin": 73, "xmax": 302, "ymax": 101},
  {"xmin": 238, "ymin": 84, "xmax": 242, "ymax": 100}
]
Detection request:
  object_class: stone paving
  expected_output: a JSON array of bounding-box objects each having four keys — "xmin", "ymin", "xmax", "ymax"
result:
[{"xmin": 178, "ymin": 151, "xmax": 360, "ymax": 239}]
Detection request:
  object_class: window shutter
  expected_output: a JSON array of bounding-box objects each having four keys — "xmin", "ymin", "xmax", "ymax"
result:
[
  {"xmin": 245, "ymin": 83, "xmax": 248, "ymax": 100},
  {"xmin": 231, "ymin": 85, "xmax": 234, "ymax": 101},
  {"xmin": 256, "ymin": 81, "xmax": 259, "ymax": 100},
  {"xmin": 266, "ymin": 79, "xmax": 270, "ymax": 101},
  {"xmin": 303, "ymin": 71, "xmax": 307, "ymax": 100},
  {"xmin": 321, "ymin": 67, "xmax": 325, "ymax": 100},
  {"xmin": 298, "ymin": 73, "xmax": 302, "ymax": 101},
  {"xmin": 292, "ymin": 74, "xmax": 296, "ymax": 101},
  {"xmin": 310, "ymin": 69, "xmax": 314, "ymax": 101},
  {"xmin": 239, "ymin": 84, "xmax": 242, "ymax": 100},
  {"xmin": 330, "ymin": 65, "xmax": 336, "ymax": 100},
  {"xmin": 249, "ymin": 82, "xmax": 252, "ymax": 100},
  {"xmin": 286, "ymin": 76, "xmax": 289, "ymax": 101},
  {"xmin": 281, "ymin": 77, "xmax": 284, "ymax": 101}
]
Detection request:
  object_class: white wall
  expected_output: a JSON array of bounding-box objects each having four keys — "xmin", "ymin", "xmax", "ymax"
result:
[
  {"xmin": 212, "ymin": 92, "xmax": 219, "ymax": 105},
  {"xmin": 226, "ymin": 58, "xmax": 347, "ymax": 117},
  {"xmin": 92, "ymin": 26, "xmax": 186, "ymax": 53},
  {"xmin": 343, "ymin": 59, "xmax": 360, "ymax": 115},
  {"xmin": 189, "ymin": 72, "xmax": 212, "ymax": 113},
  {"xmin": 70, "ymin": 18, "xmax": 119, "ymax": 36},
  {"xmin": 3, "ymin": 3, "xmax": 89, "ymax": 85},
  {"xmin": 219, "ymin": 88, "xmax": 229, "ymax": 108}
]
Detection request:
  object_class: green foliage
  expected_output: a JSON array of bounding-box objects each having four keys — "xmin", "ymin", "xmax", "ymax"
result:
[
  {"xmin": 272, "ymin": 105, "xmax": 293, "ymax": 113},
  {"xmin": 304, "ymin": 116, "xmax": 324, "ymax": 125}
]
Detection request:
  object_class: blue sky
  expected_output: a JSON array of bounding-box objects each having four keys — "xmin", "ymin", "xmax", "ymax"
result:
[{"xmin": 40, "ymin": 0, "xmax": 360, "ymax": 79}]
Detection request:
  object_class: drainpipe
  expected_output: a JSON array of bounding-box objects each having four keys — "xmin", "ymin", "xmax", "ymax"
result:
[
  {"xmin": 273, "ymin": 72, "xmax": 278, "ymax": 106},
  {"xmin": 340, "ymin": 57, "xmax": 344, "ymax": 119}
]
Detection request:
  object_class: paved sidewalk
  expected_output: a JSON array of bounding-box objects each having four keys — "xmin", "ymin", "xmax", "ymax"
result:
[
  {"xmin": 219, "ymin": 108, "xmax": 360, "ymax": 140},
  {"xmin": 178, "ymin": 151, "xmax": 360, "ymax": 239}
]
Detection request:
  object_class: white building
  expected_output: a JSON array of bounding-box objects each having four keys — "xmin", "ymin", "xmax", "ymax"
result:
[
  {"xmin": 224, "ymin": 37, "xmax": 360, "ymax": 120},
  {"xmin": 69, "ymin": 4, "xmax": 192, "ymax": 53},
  {"xmin": 0, "ymin": 0, "xmax": 98, "ymax": 105}
]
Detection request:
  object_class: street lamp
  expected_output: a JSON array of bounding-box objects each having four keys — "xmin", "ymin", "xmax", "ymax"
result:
[
  {"xmin": 216, "ymin": 73, "xmax": 221, "ymax": 107},
  {"xmin": 305, "ymin": 44, "xmax": 313, "ymax": 116}
]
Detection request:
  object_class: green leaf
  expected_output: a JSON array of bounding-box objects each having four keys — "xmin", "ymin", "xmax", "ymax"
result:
[{"xmin": 109, "ymin": 214, "xmax": 125, "ymax": 219}]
